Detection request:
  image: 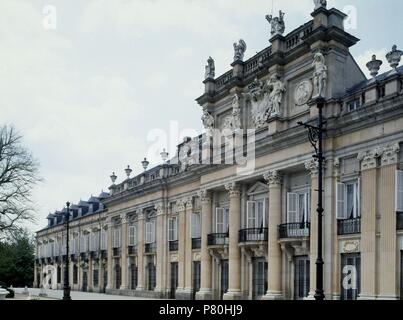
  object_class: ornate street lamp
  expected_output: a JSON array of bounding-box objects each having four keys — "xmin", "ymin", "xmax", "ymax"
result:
[
  {"xmin": 63, "ymin": 201, "xmax": 72, "ymax": 300},
  {"xmin": 298, "ymin": 97, "xmax": 326, "ymax": 301}
]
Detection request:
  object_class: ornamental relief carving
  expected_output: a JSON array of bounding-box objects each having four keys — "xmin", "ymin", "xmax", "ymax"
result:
[
  {"xmin": 294, "ymin": 80, "xmax": 313, "ymax": 106},
  {"xmin": 244, "ymin": 74, "xmax": 286, "ymax": 129}
]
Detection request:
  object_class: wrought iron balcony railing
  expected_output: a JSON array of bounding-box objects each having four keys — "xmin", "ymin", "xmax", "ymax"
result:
[
  {"xmin": 207, "ymin": 233, "xmax": 229, "ymax": 246},
  {"xmin": 239, "ymin": 228, "xmax": 268, "ymax": 243},
  {"xmin": 112, "ymin": 248, "xmax": 121, "ymax": 257},
  {"xmin": 278, "ymin": 223, "xmax": 310, "ymax": 239},
  {"xmin": 169, "ymin": 241, "xmax": 178, "ymax": 252},
  {"xmin": 144, "ymin": 243, "xmax": 156, "ymax": 254},
  {"xmin": 337, "ymin": 218, "xmax": 361, "ymax": 235},
  {"xmin": 128, "ymin": 246, "xmax": 137, "ymax": 255},
  {"xmin": 397, "ymin": 212, "xmax": 403, "ymax": 230},
  {"xmin": 192, "ymin": 238, "xmax": 201, "ymax": 250}
]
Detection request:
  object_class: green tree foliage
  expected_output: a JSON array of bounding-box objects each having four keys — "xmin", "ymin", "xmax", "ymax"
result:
[{"xmin": 0, "ymin": 229, "xmax": 34, "ymax": 287}]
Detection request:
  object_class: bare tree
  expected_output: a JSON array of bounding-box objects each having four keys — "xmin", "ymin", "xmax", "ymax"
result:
[{"xmin": 0, "ymin": 126, "xmax": 41, "ymax": 236}]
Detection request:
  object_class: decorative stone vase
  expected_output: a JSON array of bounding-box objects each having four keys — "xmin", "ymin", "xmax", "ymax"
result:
[{"xmin": 386, "ymin": 45, "xmax": 403, "ymax": 71}]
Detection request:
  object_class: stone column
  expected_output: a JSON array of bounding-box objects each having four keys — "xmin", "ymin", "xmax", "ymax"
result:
[
  {"xmin": 120, "ymin": 216, "xmax": 128, "ymax": 290},
  {"xmin": 106, "ymin": 219, "xmax": 113, "ymax": 290},
  {"xmin": 136, "ymin": 211, "xmax": 145, "ymax": 291},
  {"xmin": 88, "ymin": 255, "xmax": 93, "ymax": 292},
  {"xmin": 176, "ymin": 200, "xmax": 187, "ymax": 298},
  {"xmin": 223, "ymin": 182, "xmax": 242, "ymax": 300},
  {"xmin": 305, "ymin": 159, "xmax": 319, "ymax": 299},
  {"xmin": 155, "ymin": 204, "xmax": 166, "ymax": 295},
  {"xmin": 262, "ymin": 170, "xmax": 283, "ymax": 300},
  {"xmin": 378, "ymin": 144, "xmax": 400, "ymax": 299},
  {"xmin": 184, "ymin": 198, "xmax": 194, "ymax": 296},
  {"xmin": 196, "ymin": 190, "xmax": 213, "ymax": 300},
  {"xmin": 357, "ymin": 150, "xmax": 378, "ymax": 299}
]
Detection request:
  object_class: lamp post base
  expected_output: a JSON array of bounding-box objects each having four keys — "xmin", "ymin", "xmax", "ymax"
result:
[{"xmin": 63, "ymin": 286, "xmax": 71, "ymax": 300}]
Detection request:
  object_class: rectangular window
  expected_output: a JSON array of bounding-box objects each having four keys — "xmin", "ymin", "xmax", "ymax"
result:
[
  {"xmin": 113, "ymin": 228, "xmax": 121, "ymax": 248},
  {"xmin": 247, "ymin": 201, "xmax": 266, "ymax": 229},
  {"xmin": 216, "ymin": 207, "xmax": 229, "ymax": 233},
  {"xmin": 129, "ymin": 225, "xmax": 137, "ymax": 246},
  {"xmin": 191, "ymin": 213, "xmax": 201, "ymax": 239},
  {"xmin": 252, "ymin": 258, "xmax": 268, "ymax": 299},
  {"xmin": 347, "ymin": 98, "xmax": 361, "ymax": 112},
  {"xmin": 145, "ymin": 221, "xmax": 155, "ymax": 244},
  {"xmin": 396, "ymin": 170, "xmax": 403, "ymax": 212},
  {"xmin": 93, "ymin": 269, "xmax": 99, "ymax": 287},
  {"xmin": 287, "ymin": 193, "xmax": 310, "ymax": 223},
  {"xmin": 337, "ymin": 180, "xmax": 360, "ymax": 219},
  {"xmin": 101, "ymin": 230, "xmax": 107, "ymax": 250},
  {"xmin": 168, "ymin": 217, "xmax": 178, "ymax": 242},
  {"xmin": 294, "ymin": 257, "xmax": 310, "ymax": 300}
]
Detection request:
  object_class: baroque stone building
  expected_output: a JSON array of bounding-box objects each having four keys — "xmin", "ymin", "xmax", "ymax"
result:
[{"xmin": 35, "ymin": 3, "xmax": 403, "ymax": 300}]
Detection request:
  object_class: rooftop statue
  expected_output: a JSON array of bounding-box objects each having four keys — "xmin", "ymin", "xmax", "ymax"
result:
[
  {"xmin": 205, "ymin": 56, "xmax": 215, "ymax": 80},
  {"xmin": 314, "ymin": 0, "xmax": 327, "ymax": 10},
  {"xmin": 265, "ymin": 10, "xmax": 285, "ymax": 37},
  {"xmin": 223, "ymin": 94, "xmax": 242, "ymax": 131},
  {"xmin": 201, "ymin": 108, "xmax": 215, "ymax": 137},
  {"xmin": 312, "ymin": 52, "xmax": 327, "ymax": 98},
  {"xmin": 233, "ymin": 39, "xmax": 247, "ymax": 62}
]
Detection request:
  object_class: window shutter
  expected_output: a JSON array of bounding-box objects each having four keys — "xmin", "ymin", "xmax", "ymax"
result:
[
  {"xmin": 396, "ymin": 170, "xmax": 403, "ymax": 212},
  {"xmin": 168, "ymin": 218, "xmax": 173, "ymax": 241},
  {"xmin": 305, "ymin": 192, "xmax": 311, "ymax": 222},
  {"xmin": 356, "ymin": 178, "xmax": 361, "ymax": 218},
  {"xmin": 247, "ymin": 201, "xmax": 256, "ymax": 229},
  {"xmin": 224, "ymin": 208, "xmax": 230, "ymax": 233},
  {"xmin": 257, "ymin": 201, "xmax": 265, "ymax": 229},
  {"xmin": 151, "ymin": 220, "xmax": 156, "ymax": 243},
  {"xmin": 287, "ymin": 193, "xmax": 299, "ymax": 223},
  {"xmin": 216, "ymin": 208, "xmax": 224, "ymax": 233},
  {"xmin": 145, "ymin": 222, "xmax": 151, "ymax": 244},
  {"xmin": 337, "ymin": 183, "xmax": 347, "ymax": 220},
  {"xmin": 192, "ymin": 213, "xmax": 200, "ymax": 239},
  {"xmin": 168, "ymin": 218, "xmax": 177, "ymax": 241}
]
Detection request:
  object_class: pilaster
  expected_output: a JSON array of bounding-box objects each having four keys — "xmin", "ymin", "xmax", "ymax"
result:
[
  {"xmin": 262, "ymin": 170, "xmax": 284, "ymax": 300},
  {"xmin": 223, "ymin": 182, "xmax": 243, "ymax": 300},
  {"xmin": 120, "ymin": 215, "xmax": 129, "ymax": 290},
  {"xmin": 196, "ymin": 189, "xmax": 213, "ymax": 300},
  {"xmin": 136, "ymin": 211, "xmax": 145, "ymax": 291},
  {"xmin": 378, "ymin": 144, "xmax": 400, "ymax": 299},
  {"xmin": 357, "ymin": 149, "xmax": 378, "ymax": 300}
]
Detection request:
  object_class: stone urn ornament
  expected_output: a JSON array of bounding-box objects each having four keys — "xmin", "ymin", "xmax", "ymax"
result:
[
  {"xmin": 386, "ymin": 45, "xmax": 403, "ymax": 73},
  {"xmin": 366, "ymin": 55, "xmax": 383, "ymax": 79}
]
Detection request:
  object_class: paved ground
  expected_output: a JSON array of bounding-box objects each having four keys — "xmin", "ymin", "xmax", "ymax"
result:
[{"xmin": 12, "ymin": 288, "xmax": 161, "ymax": 300}]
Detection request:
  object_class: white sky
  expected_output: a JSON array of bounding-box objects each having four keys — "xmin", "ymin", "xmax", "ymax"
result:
[{"xmin": 0, "ymin": 0, "xmax": 402, "ymax": 233}]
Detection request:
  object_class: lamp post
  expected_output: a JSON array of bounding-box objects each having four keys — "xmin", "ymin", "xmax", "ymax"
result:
[
  {"xmin": 63, "ymin": 201, "xmax": 72, "ymax": 300},
  {"xmin": 298, "ymin": 97, "xmax": 326, "ymax": 301}
]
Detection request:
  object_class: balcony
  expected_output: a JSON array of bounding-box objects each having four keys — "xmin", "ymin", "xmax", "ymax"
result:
[
  {"xmin": 337, "ymin": 218, "xmax": 361, "ymax": 235},
  {"xmin": 145, "ymin": 243, "xmax": 156, "ymax": 254},
  {"xmin": 207, "ymin": 233, "xmax": 229, "ymax": 246},
  {"xmin": 90, "ymin": 251, "xmax": 99, "ymax": 260},
  {"xmin": 70, "ymin": 254, "xmax": 78, "ymax": 262},
  {"xmin": 278, "ymin": 223, "xmax": 310, "ymax": 239},
  {"xmin": 397, "ymin": 213, "xmax": 403, "ymax": 230},
  {"xmin": 192, "ymin": 238, "xmax": 201, "ymax": 250},
  {"xmin": 128, "ymin": 246, "xmax": 137, "ymax": 255},
  {"xmin": 239, "ymin": 228, "xmax": 268, "ymax": 243},
  {"xmin": 112, "ymin": 248, "xmax": 121, "ymax": 257},
  {"xmin": 100, "ymin": 250, "xmax": 107, "ymax": 259},
  {"xmin": 169, "ymin": 241, "xmax": 178, "ymax": 252},
  {"xmin": 80, "ymin": 252, "xmax": 88, "ymax": 261}
]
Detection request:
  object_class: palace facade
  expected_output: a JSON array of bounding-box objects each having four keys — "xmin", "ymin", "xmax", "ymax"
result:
[{"xmin": 35, "ymin": 3, "xmax": 403, "ymax": 300}]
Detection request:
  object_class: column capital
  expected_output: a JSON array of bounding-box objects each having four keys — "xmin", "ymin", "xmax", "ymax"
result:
[
  {"xmin": 177, "ymin": 199, "xmax": 186, "ymax": 213},
  {"xmin": 154, "ymin": 203, "xmax": 165, "ymax": 216},
  {"xmin": 379, "ymin": 143, "xmax": 400, "ymax": 167},
  {"xmin": 357, "ymin": 149, "xmax": 379, "ymax": 171},
  {"xmin": 185, "ymin": 198, "xmax": 193, "ymax": 210},
  {"xmin": 225, "ymin": 182, "xmax": 241, "ymax": 198},
  {"xmin": 304, "ymin": 158, "xmax": 326, "ymax": 176},
  {"xmin": 199, "ymin": 189, "xmax": 212, "ymax": 204},
  {"xmin": 263, "ymin": 170, "xmax": 283, "ymax": 187}
]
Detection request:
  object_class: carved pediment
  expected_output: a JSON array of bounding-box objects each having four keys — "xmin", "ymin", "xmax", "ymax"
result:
[{"xmin": 247, "ymin": 181, "xmax": 270, "ymax": 196}]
